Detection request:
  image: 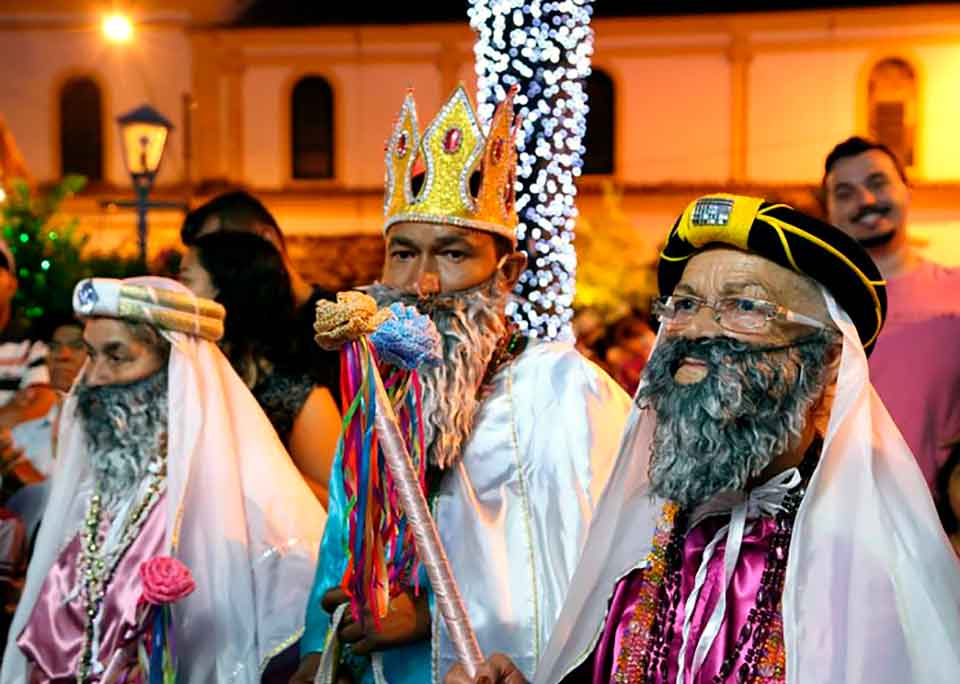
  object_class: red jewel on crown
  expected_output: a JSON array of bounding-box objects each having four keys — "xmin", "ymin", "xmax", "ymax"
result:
[
  {"xmin": 491, "ymin": 138, "xmax": 505, "ymax": 164},
  {"xmin": 396, "ymin": 131, "xmax": 409, "ymax": 158},
  {"xmin": 443, "ymin": 127, "xmax": 462, "ymax": 154},
  {"xmin": 504, "ymin": 170, "xmax": 515, "ymax": 210}
]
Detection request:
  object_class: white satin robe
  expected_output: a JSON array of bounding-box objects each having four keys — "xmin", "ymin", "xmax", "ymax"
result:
[{"xmin": 430, "ymin": 341, "xmax": 631, "ymax": 683}]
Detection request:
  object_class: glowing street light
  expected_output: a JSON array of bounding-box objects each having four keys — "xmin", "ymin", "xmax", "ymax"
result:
[
  {"xmin": 116, "ymin": 104, "xmax": 173, "ymax": 263},
  {"xmin": 102, "ymin": 13, "xmax": 133, "ymax": 44}
]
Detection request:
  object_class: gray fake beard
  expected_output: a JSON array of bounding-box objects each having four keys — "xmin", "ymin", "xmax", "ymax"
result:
[
  {"xmin": 363, "ymin": 277, "xmax": 508, "ymax": 469},
  {"xmin": 74, "ymin": 367, "xmax": 169, "ymax": 509},
  {"xmin": 635, "ymin": 333, "xmax": 834, "ymax": 510}
]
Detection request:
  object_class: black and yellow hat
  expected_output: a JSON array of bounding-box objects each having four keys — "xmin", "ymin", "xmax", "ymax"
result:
[{"xmin": 658, "ymin": 194, "xmax": 887, "ymax": 355}]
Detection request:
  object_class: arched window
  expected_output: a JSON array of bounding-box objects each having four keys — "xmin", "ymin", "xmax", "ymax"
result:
[
  {"xmin": 582, "ymin": 69, "xmax": 615, "ymax": 175},
  {"xmin": 868, "ymin": 58, "xmax": 917, "ymax": 168},
  {"xmin": 291, "ymin": 76, "xmax": 334, "ymax": 179},
  {"xmin": 59, "ymin": 76, "xmax": 103, "ymax": 182}
]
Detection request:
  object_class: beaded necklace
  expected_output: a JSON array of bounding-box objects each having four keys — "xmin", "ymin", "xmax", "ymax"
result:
[
  {"xmin": 75, "ymin": 435, "xmax": 168, "ymax": 683},
  {"xmin": 476, "ymin": 328, "xmax": 527, "ymax": 400},
  {"xmin": 615, "ymin": 443, "xmax": 820, "ymax": 684}
]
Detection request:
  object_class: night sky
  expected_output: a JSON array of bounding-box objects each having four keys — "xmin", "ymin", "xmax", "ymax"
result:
[{"xmin": 235, "ymin": 1, "xmax": 953, "ymax": 26}]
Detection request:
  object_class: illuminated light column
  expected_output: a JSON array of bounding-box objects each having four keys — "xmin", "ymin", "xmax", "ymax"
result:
[{"xmin": 468, "ymin": 0, "xmax": 594, "ymax": 340}]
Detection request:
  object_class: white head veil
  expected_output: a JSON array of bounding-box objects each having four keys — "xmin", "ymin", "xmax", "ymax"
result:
[
  {"xmin": 534, "ymin": 288, "xmax": 960, "ymax": 684},
  {"xmin": 2, "ymin": 277, "xmax": 326, "ymax": 683}
]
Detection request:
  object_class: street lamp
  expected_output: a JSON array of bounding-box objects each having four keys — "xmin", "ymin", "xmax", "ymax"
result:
[
  {"xmin": 116, "ymin": 104, "xmax": 173, "ymax": 263},
  {"xmin": 102, "ymin": 13, "xmax": 134, "ymax": 44}
]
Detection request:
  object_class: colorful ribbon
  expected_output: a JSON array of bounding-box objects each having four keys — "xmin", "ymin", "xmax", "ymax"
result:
[
  {"xmin": 316, "ymin": 291, "xmax": 480, "ymax": 675},
  {"xmin": 336, "ymin": 337, "xmax": 429, "ymax": 626}
]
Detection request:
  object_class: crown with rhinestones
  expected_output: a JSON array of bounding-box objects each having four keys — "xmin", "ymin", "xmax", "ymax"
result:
[{"xmin": 383, "ymin": 85, "xmax": 520, "ymax": 244}]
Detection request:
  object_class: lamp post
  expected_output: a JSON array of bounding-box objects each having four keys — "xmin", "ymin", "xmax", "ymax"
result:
[{"xmin": 116, "ymin": 104, "xmax": 173, "ymax": 263}]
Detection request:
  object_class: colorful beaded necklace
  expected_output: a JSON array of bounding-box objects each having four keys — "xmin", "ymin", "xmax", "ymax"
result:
[
  {"xmin": 476, "ymin": 327, "xmax": 527, "ymax": 400},
  {"xmin": 75, "ymin": 435, "xmax": 168, "ymax": 683},
  {"xmin": 615, "ymin": 442, "xmax": 820, "ymax": 684}
]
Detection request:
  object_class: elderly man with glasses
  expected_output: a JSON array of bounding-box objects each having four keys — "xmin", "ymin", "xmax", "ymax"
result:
[{"xmin": 447, "ymin": 194, "xmax": 960, "ymax": 684}]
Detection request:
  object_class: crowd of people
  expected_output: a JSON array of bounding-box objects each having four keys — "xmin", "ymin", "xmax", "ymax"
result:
[{"xmin": 0, "ymin": 84, "xmax": 957, "ymax": 683}]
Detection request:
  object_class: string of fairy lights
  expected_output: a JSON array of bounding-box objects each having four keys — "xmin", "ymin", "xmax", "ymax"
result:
[{"xmin": 468, "ymin": 0, "xmax": 594, "ymax": 340}]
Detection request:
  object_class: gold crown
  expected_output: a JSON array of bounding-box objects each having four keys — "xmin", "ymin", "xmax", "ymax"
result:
[{"xmin": 383, "ymin": 85, "xmax": 520, "ymax": 244}]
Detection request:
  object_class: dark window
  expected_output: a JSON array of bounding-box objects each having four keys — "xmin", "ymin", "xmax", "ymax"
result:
[
  {"xmin": 868, "ymin": 58, "xmax": 917, "ymax": 168},
  {"xmin": 59, "ymin": 77, "xmax": 103, "ymax": 182},
  {"xmin": 583, "ymin": 69, "xmax": 615, "ymax": 175},
  {"xmin": 292, "ymin": 76, "xmax": 334, "ymax": 179}
]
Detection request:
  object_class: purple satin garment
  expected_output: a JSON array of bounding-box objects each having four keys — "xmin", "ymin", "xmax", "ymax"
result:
[
  {"xmin": 18, "ymin": 496, "xmax": 166, "ymax": 683},
  {"xmin": 588, "ymin": 514, "xmax": 782, "ymax": 684}
]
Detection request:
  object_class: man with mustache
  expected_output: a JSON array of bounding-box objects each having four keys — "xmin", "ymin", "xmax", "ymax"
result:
[
  {"xmin": 293, "ymin": 87, "xmax": 631, "ymax": 684},
  {"xmin": 447, "ymin": 194, "xmax": 960, "ymax": 684},
  {"xmin": 824, "ymin": 136, "xmax": 960, "ymax": 489},
  {"xmin": 1, "ymin": 277, "xmax": 326, "ymax": 682}
]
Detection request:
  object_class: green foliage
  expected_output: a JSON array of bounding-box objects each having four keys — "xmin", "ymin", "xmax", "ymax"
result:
[
  {"xmin": 574, "ymin": 182, "xmax": 660, "ymax": 319},
  {"xmin": 1, "ymin": 176, "xmax": 145, "ymax": 340}
]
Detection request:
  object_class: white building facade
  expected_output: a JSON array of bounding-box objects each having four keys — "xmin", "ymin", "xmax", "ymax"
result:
[{"xmin": 3, "ymin": 2, "xmax": 960, "ymax": 264}]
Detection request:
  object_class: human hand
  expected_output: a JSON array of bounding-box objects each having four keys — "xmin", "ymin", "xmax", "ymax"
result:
[
  {"xmin": 288, "ymin": 650, "xmax": 355, "ymax": 684},
  {"xmin": 289, "ymin": 651, "xmax": 322, "ymax": 684},
  {"xmin": 445, "ymin": 653, "xmax": 529, "ymax": 684},
  {"xmin": 0, "ymin": 386, "xmax": 56, "ymax": 428},
  {"xmin": 323, "ymin": 587, "xmax": 430, "ymax": 655},
  {"xmin": 0, "ymin": 428, "xmax": 13, "ymax": 453},
  {"xmin": 0, "ymin": 444, "xmax": 25, "ymax": 476}
]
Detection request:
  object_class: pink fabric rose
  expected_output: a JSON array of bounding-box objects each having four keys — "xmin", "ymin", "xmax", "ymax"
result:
[{"xmin": 139, "ymin": 556, "xmax": 196, "ymax": 606}]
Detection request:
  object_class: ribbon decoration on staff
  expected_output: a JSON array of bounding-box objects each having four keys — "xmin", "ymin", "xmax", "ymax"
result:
[{"xmin": 314, "ymin": 291, "xmax": 485, "ymax": 678}]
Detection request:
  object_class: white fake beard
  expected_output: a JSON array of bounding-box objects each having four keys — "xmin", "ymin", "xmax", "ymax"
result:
[
  {"xmin": 74, "ymin": 367, "xmax": 169, "ymax": 510},
  {"xmin": 636, "ymin": 333, "xmax": 834, "ymax": 509},
  {"xmin": 364, "ymin": 277, "xmax": 509, "ymax": 468}
]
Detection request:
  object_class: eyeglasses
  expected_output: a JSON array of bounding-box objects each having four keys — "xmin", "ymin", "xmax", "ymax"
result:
[{"xmin": 652, "ymin": 295, "xmax": 831, "ymax": 334}]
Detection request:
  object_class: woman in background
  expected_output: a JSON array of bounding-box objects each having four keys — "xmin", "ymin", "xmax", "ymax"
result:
[{"xmin": 179, "ymin": 231, "xmax": 340, "ymax": 507}]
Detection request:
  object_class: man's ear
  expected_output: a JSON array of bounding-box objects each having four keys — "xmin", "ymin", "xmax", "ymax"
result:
[{"xmin": 497, "ymin": 251, "xmax": 527, "ymax": 293}]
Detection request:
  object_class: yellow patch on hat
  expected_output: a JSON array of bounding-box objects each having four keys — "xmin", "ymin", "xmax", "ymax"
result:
[{"xmin": 675, "ymin": 194, "xmax": 763, "ymax": 251}]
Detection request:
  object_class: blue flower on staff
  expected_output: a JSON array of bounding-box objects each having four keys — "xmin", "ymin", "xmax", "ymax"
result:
[{"xmin": 371, "ymin": 303, "xmax": 442, "ymax": 370}]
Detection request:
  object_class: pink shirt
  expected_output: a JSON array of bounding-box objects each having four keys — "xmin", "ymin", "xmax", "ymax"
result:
[{"xmin": 868, "ymin": 259, "xmax": 960, "ymax": 488}]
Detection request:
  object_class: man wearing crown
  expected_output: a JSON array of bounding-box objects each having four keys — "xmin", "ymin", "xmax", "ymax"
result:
[
  {"xmin": 293, "ymin": 88, "xmax": 631, "ymax": 683},
  {"xmin": 1, "ymin": 277, "xmax": 326, "ymax": 683},
  {"xmin": 446, "ymin": 195, "xmax": 960, "ymax": 684}
]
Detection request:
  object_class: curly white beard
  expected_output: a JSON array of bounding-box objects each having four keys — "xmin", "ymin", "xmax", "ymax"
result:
[
  {"xmin": 363, "ymin": 277, "xmax": 509, "ymax": 469},
  {"xmin": 74, "ymin": 367, "xmax": 169, "ymax": 510},
  {"xmin": 636, "ymin": 333, "xmax": 835, "ymax": 509}
]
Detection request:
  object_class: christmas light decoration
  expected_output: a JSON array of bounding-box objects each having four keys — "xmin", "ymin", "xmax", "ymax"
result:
[{"xmin": 468, "ymin": 0, "xmax": 594, "ymax": 339}]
